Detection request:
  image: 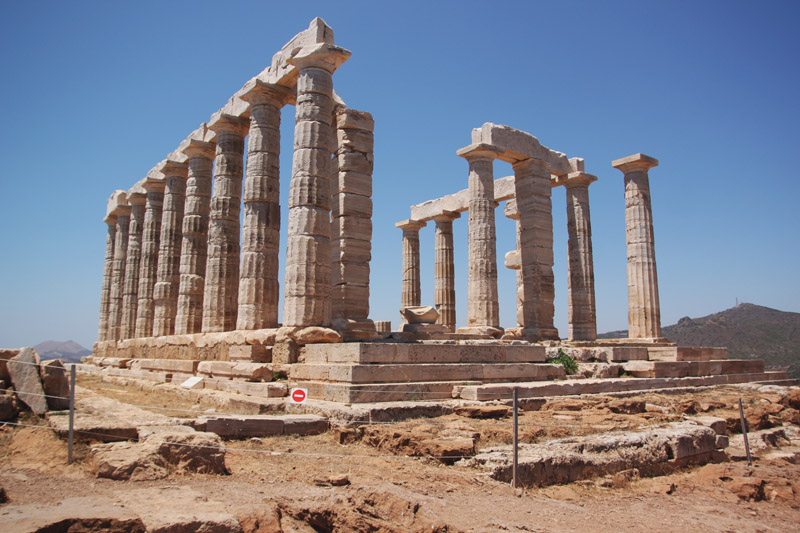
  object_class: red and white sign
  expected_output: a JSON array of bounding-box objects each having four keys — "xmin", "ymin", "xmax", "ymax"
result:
[{"xmin": 289, "ymin": 387, "xmax": 308, "ymax": 404}]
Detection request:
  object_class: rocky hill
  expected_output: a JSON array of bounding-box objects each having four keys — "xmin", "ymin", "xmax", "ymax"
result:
[
  {"xmin": 33, "ymin": 340, "xmax": 91, "ymax": 363},
  {"xmin": 600, "ymin": 303, "xmax": 800, "ymax": 378}
]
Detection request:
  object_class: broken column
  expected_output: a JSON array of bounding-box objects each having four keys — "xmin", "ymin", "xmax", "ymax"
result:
[
  {"xmin": 107, "ymin": 194, "xmax": 131, "ymax": 341},
  {"xmin": 134, "ymin": 175, "xmax": 165, "ymax": 338},
  {"xmin": 612, "ymin": 153, "xmax": 661, "ymax": 339},
  {"xmin": 563, "ymin": 172, "xmax": 598, "ymax": 341},
  {"xmin": 174, "ymin": 139, "xmax": 215, "ymax": 335},
  {"xmin": 97, "ymin": 213, "xmax": 117, "ymax": 342},
  {"xmin": 433, "ymin": 211, "xmax": 459, "ymax": 332},
  {"xmin": 236, "ymin": 83, "xmax": 289, "ymax": 330},
  {"xmin": 395, "ymin": 219, "xmax": 425, "ymax": 317},
  {"xmin": 119, "ymin": 191, "xmax": 145, "ymax": 340},
  {"xmin": 202, "ymin": 115, "xmax": 248, "ymax": 333},
  {"xmin": 153, "ymin": 160, "xmax": 187, "ymax": 337},
  {"xmin": 331, "ymin": 108, "xmax": 375, "ymax": 334},
  {"xmin": 457, "ymin": 143, "xmax": 503, "ymax": 335},
  {"xmin": 283, "ymin": 44, "xmax": 350, "ymax": 327}
]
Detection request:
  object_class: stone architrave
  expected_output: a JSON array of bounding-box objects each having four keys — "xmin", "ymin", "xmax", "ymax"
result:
[
  {"xmin": 563, "ymin": 172, "xmax": 598, "ymax": 341},
  {"xmin": 433, "ymin": 211, "xmax": 460, "ymax": 332},
  {"xmin": 332, "ymin": 108, "xmax": 375, "ymax": 327},
  {"xmin": 174, "ymin": 140, "xmax": 215, "ymax": 335},
  {"xmin": 283, "ymin": 44, "xmax": 350, "ymax": 327},
  {"xmin": 236, "ymin": 84, "xmax": 289, "ymax": 330},
  {"xmin": 512, "ymin": 157, "xmax": 558, "ymax": 340},
  {"xmin": 457, "ymin": 143, "xmax": 503, "ymax": 333},
  {"xmin": 97, "ymin": 215, "xmax": 117, "ymax": 342},
  {"xmin": 134, "ymin": 177, "xmax": 164, "ymax": 338},
  {"xmin": 153, "ymin": 160, "xmax": 188, "ymax": 337},
  {"xmin": 202, "ymin": 115, "xmax": 249, "ymax": 333},
  {"xmin": 395, "ymin": 219, "xmax": 425, "ymax": 320},
  {"xmin": 119, "ymin": 192, "xmax": 146, "ymax": 340},
  {"xmin": 612, "ymin": 153, "xmax": 661, "ymax": 339},
  {"xmin": 108, "ymin": 202, "xmax": 131, "ymax": 341}
]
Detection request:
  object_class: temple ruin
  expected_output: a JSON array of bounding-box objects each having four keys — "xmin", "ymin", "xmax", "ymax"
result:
[{"xmin": 91, "ymin": 18, "xmax": 789, "ymax": 404}]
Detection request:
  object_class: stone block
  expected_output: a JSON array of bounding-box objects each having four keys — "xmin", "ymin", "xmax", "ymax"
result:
[
  {"xmin": 204, "ymin": 415, "xmax": 284, "ymax": 438},
  {"xmin": 335, "ymin": 171, "xmax": 372, "ymax": 197},
  {"xmin": 335, "ymin": 109, "xmax": 374, "ymax": 131},
  {"xmin": 336, "ymin": 128, "xmax": 374, "ymax": 153},
  {"xmin": 196, "ymin": 361, "xmax": 273, "ymax": 381},
  {"xmin": 39, "ymin": 359, "xmax": 70, "ymax": 411},
  {"xmin": 282, "ymin": 414, "xmax": 329, "ymax": 435},
  {"xmin": 606, "ymin": 347, "xmax": 649, "ymax": 362},
  {"xmin": 400, "ymin": 305, "xmax": 439, "ymax": 324},
  {"xmin": 7, "ymin": 347, "xmax": 47, "ymax": 415},
  {"xmin": 273, "ymin": 341, "xmax": 298, "ymax": 365},
  {"xmin": 402, "ymin": 323, "xmax": 448, "ymax": 334},
  {"xmin": 140, "ymin": 359, "xmax": 198, "ymax": 374},
  {"xmin": 331, "ymin": 193, "xmax": 372, "ymax": 218},
  {"xmin": 228, "ymin": 344, "xmax": 271, "ymax": 363},
  {"xmin": 337, "ymin": 152, "xmax": 372, "ymax": 174},
  {"xmin": 209, "ymin": 380, "xmax": 287, "ymax": 397}
]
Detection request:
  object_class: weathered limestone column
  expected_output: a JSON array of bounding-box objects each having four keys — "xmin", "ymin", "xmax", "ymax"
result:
[
  {"xmin": 202, "ymin": 115, "xmax": 248, "ymax": 333},
  {"xmin": 395, "ymin": 220, "xmax": 425, "ymax": 316},
  {"xmin": 457, "ymin": 143, "xmax": 503, "ymax": 334},
  {"xmin": 236, "ymin": 84, "xmax": 289, "ymax": 330},
  {"xmin": 107, "ymin": 198, "xmax": 131, "ymax": 341},
  {"xmin": 563, "ymin": 172, "xmax": 598, "ymax": 341},
  {"xmin": 512, "ymin": 157, "xmax": 558, "ymax": 340},
  {"xmin": 119, "ymin": 192, "xmax": 145, "ymax": 339},
  {"xmin": 612, "ymin": 153, "xmax": 661, "ymax": 339},
  {"xmin": 153, "ymin": 160, "xmax": 188, "ymax": 337},
  {"xmin": 174, "ymin": 140, "xmax": 215, "ymax": 335},
  {"xmin": 331, "ymin": 108, "xmax": 375, "ymax": 332},
  {"xmin": 283, "ymin": 44, "xmax": 350, "ymax": 327},
  {"xmin": 433, "ymin": 211, "xmax": 460, "ymax": 332},
  {"xmin": 134, "ymin": 176, "xmax": 164, "ymax": 338},
  {"xmin": 503, "ymin": 199, "xmax": 524, "ymax": 329},
  {"xmin": 97, "ymin": 214, "xmax": 117, "ymax": 341}
]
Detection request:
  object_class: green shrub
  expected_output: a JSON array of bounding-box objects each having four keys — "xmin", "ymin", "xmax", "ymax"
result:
[{"xmin": 546, "ymin": 349, "xmax": 579, "ymax": 375}]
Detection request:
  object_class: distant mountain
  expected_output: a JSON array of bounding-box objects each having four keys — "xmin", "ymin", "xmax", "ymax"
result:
[
  {"xmin": 33, "ymin": 340, "xmax": 91, "ymax": 363},
  {"xmin": 599, "ymin": 303, "xmax": 800, "ymax": 378}
]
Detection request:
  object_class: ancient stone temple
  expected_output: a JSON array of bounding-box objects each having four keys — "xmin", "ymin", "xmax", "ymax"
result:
[{"xmin": 92, "ymin": 18, "xmax": 789, "ymax": 404}]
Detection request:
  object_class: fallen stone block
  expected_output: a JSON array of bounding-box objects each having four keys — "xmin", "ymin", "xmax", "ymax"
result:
[
  {"xmin": 7, "ymin": 347, "xmax": 47, "ymax": 415},
  {"xmin": 454, "ymin": 405, "xmax": 511, "ymax": 419},
  {"xmin": 203, "ymin": 415, "xmax": 284, "ymax": 438},
  {"xmin": 197, "ymin": 361, "xmax": 273, "ymax": 381},
  {"xmin": 0, "ymin": 348, "xmax": 20, "ymax": 380},
  {"xmin": 39, "ymin": 359, "xmax": 70, "ymax": 410},
  {"xmin": 400, "ymin": 305, "xmax": 439, "ymax": 324},
  {"xmin": 282, "ymin": 414, "xmax": 329, "ymax": 435}
]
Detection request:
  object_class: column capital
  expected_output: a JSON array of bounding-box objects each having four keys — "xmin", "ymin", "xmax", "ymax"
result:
[
  {"xmin": 287, "ymin": 43, "xmax": 351, "ymax": 73},
  {"xmin": 208, "ymin": 112, "xmax": 249, "ymax": 137},
  {"xmin": 127, "ymin": 191, "xmax": 147, "ymax": 206},
  {"xmin": 158, "ymin": 159, "xmax": 188, "ymax": 178},
  {"xmin": 103, "ymin": 213, "xmax": 117, "ymax": 226},
  {"xmin": 106, "ymin": 190, "xmax": 128, "ymax": 219},
  {"xmin": 142, "ymin": 174, "xmax": 165, "ymax": 193},
  {"xmin": 555, "ymin": 171, "xmax": 598, "ymax": 189},
  {"xmin": 395, "ymin": 219, "xmax": 426, "ymax": 232},
  {"xmin": 612, "ymin": 153, "xmax": 659, "ymax": 173},
  {"xmin": 182, "ymin": 139, "xmax": 216, "ymax": 160},
  {"xmin": 240, "ymin": 80, "xmax": 293, "ymax": 107},
  {"xmin": 432, "ymin": 210, "xmax": 461, "ymax": 224},
  {"xmin": 457, "ymin": 143, "xmax": 503, "ymax": 162}
]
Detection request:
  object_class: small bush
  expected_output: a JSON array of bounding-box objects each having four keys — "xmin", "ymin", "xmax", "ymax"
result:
[{"xmin": 546, "ymin": 349, "xmax": 579, "ymax": 375}]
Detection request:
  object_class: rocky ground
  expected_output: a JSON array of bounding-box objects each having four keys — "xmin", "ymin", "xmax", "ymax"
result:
[{"xmin": 1, "ymin": 377, "xmax": 799, "ymax": 532}]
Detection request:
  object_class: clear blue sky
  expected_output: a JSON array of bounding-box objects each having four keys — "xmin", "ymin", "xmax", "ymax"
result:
[{"xmin": 1, "ymin": 1, "xmax": 798, "ymax": 350}]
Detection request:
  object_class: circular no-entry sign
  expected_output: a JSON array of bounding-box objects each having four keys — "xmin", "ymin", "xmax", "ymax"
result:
[{"xmin": 290, "ymin": 388, "xmax": 308, "ymax": 404}]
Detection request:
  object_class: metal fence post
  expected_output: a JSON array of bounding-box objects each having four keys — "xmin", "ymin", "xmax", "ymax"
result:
[
  {"xmin": 68, "ymin": 364, "xmax": 76, "ymax": 465},
  {"xmin": 738, "ymin": 397, "xmax": 752, "ymax": 467},
  {"xmin": 512, "ymin": 387, "xmax": 519, "ymax": 489}
]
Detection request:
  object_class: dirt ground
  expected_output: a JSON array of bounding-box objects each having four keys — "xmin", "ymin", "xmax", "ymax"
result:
[{"xmin": 1, "ymin": 380, "xmax": 799, "ymax": 532}]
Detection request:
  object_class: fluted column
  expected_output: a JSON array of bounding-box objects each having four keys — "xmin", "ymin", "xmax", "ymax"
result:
[
  {"xmin": 97, "ymin": 215, "xmax": 117, "ymax": 341},
  {"xmin": 202, "ymin": 115, "xmax": 248, "ymax": 332},
  {"xmin": 119, "ymin": 193, "xmax": 145, "ymax": 339},
  {"xmin": 512, "ymin": 157, "xmax": 558, "ymax": 340},
  {"xmin": 433, "ymin": 211, "xmax": 459, "ymax": 332},
  {"xmin": 153, "ymin": 160, "xmax": 188, "ymax": 337},
  {"xmin": 283, "ymin": 44, "xmax": 349, "ymax": 327},
  {"xmin": 134, "ymin": 178, "xmax": 164, "ymax": 338},
  {"xmin": 174, "ymin": 140, "xmax": 215, "ymax": 335},
  {"xmin": 563, "ymin": 172, "xmax": 598, "ymax": 341},
  {"xmin": 395, "ymin": 220, "xmax": 425, "ymax": 316},
  {"xmin": 108, "ymin": 203, "xmax": 131, "ymax": 341},
  {"xmin": 457, "ymin": 143, "xmax": 503, "ymax": 333},
  {"xmin": 237, "ymin": 84, "xmax": 289, "ymax": 330},
  {"xmin": 613, "ymin": 153, "xmax": 661, "ymax": 339}
]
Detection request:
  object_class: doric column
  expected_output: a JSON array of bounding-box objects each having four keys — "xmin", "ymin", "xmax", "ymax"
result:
[
  {"xmin": 457, "ymin": 143, "xmax": 503, "ymax": 333},
  {"xmin": 332, "ymin": 108, "xmax": 375, "ymax": 329},
  {"xmin": 395, "ymin": 220, "xmax": 425, "ymax": 315},
  {"xmin": 97, "ymin": 214, "xmax": 117, "ymax": 341},
  {"xmin": 107, "ymin": 198, "xmax": 131, "ymax": 341},
  {"xmin": 236, "ymin": 83, "xmax": 289, "ymax": 330},
  {"xmin": 153, "ymin": 160, "xmax": 188, "ymax": 337},
  {"xmin": 283, "ymin": 44, "xmax": 350, "ymax": 327},
  {"xmin": 134, "ymin": 176, "xmax": 164, "ymax": 338},
  {"xmin": 119, "ymin": 192, "xmax": 145, "ymax": 339},
  {"xmin": 612, "ymin": 153, "xmax": 661, "ymax": 339},
  {"xmin": 433, "ymin": 211, "xmax": 460, "ymax": 332},
  {"xmin": 202, "ymin": 115, "xmax": 248, "ymax": 333},
  {"xmin": 563, "ymin": 172, "xmax": 598, "ymax": 341},
  {"xmin": 512, "ymin": 157, "xmax": 558, "ymax": 340},
  {"xmin": 174, "ymin": 140, "xmax": 215, "ymax": 335}
]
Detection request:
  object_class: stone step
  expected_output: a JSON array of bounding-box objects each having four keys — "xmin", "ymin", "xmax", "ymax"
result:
[
  {"xmin": 196, "ymin": 361, "xmax": 273, "ymax": 381},
  {"xmin": 458, "ymin": 371, "xmax": 788, "ymax": 401},
  {"xmin": 297, "ymin": 380, "xmax": 477, "ymax": 403},
  {"xmin": 290, "ymin": 362, "xmax": 565, "ymax": 384},
  {"xmin": 302, "ymin": 342, "xmax": 546, "ymax": 364},
  {"xmin": 203, "ymin": 379, "xmax": 287, "ymax": 397},
  {"xmin": 647, "ymin": 346, "xmax": 728, "ymax": 361},
  {"xmin": 135, "ymin": 358, "xmax": 198, "ymax": 374},
  {"xmin": 622, "ymin": 359, "xmax": 763, "ymax": 378},
  {"xmin": 196, "ymin": 414, "xmax": 328, "ymax": 438}
]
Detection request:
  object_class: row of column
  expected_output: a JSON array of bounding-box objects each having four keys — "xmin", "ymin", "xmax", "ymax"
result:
[{"xmin": 99, "ymin": 44, "xmax": 370, "ymax": 342}]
